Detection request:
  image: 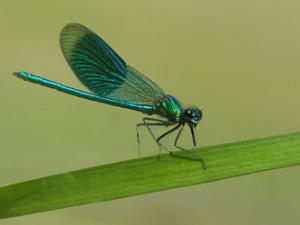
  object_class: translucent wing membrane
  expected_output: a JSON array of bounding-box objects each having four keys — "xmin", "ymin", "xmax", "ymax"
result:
[{"xmin": 60, "ymin": 23, "xmax": 165, "ymax": 104}]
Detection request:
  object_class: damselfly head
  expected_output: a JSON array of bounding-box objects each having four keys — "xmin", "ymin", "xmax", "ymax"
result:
[{"xmin": 182, "ymin": 108, "xmax": 203, "ymax": 127}]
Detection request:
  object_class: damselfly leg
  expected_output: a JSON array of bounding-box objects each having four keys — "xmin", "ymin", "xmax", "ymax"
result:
[
  {"xmin": 136, "ymin": 117, "xmax": 176, "ymax": 157},
  {"xmin": 172, "ymin": 125, "xmax": 206, "ymax": 169}
]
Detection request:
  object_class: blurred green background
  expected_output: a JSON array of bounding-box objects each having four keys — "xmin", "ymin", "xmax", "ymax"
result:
[{"xmin": 1, "ymin": 0, "xmax": 300, "ymax": 224}]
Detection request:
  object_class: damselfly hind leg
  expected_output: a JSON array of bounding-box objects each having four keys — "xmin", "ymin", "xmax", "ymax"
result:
[
  {"xmin": 136, "ymin": 117, "xmax": 175, "ymax": 159},
  {"xmin": 136, "ymin": 118, "xmax": 206, "ymax": 169}
]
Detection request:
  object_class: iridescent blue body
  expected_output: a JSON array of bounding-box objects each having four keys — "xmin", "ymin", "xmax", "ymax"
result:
[
  {"xmin": 13, "ymin": 23, "xmax": 204, "ymax": 165},
  {"xmin": 15, "ymin": 71, "xmax": 156, "ymax": 114}
]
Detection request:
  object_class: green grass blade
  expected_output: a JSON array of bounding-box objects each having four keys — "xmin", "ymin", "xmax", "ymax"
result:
[{"xmin": 1, "ymin": 132, "xmax": 300, "ymax": 219}]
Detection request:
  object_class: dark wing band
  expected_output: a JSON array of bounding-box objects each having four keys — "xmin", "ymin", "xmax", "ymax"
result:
[{"xmin": 60, "ymin": 23, "xmax": 165, "ymax": 104}]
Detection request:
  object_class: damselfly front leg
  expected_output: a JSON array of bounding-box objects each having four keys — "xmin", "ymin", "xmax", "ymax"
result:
[{"xmin": 173, "ymin": 125, "xmax": 206, "ymax": 169}]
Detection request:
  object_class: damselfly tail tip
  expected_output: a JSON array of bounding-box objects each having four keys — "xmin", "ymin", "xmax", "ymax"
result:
[
  {"xmin": 12, "ymin": 71, "xmax": 28, "ymax": 81},
  {"xmin": 12, "ymin": 71, "xmax": 20, "ymax": 77}
]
